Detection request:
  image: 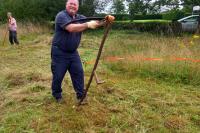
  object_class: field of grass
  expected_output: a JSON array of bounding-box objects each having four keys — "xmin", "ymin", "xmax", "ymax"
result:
[{"xmin": 0, "ymin": 24, "xmax": 200, "ymax": 132}]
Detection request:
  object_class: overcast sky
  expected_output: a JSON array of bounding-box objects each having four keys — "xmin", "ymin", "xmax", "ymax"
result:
[{"xmin": 101, "ymin": 0, "xmax": 184, "ymax": 14}]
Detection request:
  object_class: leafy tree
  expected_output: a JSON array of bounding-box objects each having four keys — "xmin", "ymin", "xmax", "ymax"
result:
[
  {"xmin": 128, "ymin": 0, "xmax": 143, "ymax": 20},
  {"xmin": 181, "ymin": 0, "xmax": 200, "ymax": 13},
  {"xmin": 112, "ymin": 0, "xmax": 125, "ymax": 14},
  {"xmin": 128, "ymin": 0, "xmax": 154, "ymax": 20},
  {"xmin": 79, "ymin": 0, "xmax": 111, "ymax": 16},
  {"xmin": 0, "ymin": 0, "xmax": 66, "ymax": 21},
  {"xmin": 78, "ymin": 0, "xmax": 96, "ymax": 16},
  {"xmin": 0, "ymin": 0, "xmax": 108, "ymax": 21},
  {"xmin": 94, "ymin": 0, "xmax": 111, "ymax": 13},
  {"xmin": 128, "ymin": 0, "xmax": 159, "ymax": 15}
]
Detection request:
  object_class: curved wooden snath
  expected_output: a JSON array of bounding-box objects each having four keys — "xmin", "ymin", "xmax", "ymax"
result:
[
  {"xmin": 78, "ymin": 21, "xmax": 113, "ymax": 105},
  {"xmin": 68, "ymin": 17, "xmax": 105, "ymax": 24}
]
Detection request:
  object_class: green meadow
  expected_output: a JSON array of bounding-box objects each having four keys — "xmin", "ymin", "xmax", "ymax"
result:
[{"xmin": 0, "ymin": 23, "xmax": 200, "ymax": 132}]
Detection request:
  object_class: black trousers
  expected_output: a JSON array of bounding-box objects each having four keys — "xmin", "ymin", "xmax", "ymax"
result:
[
  {"xmin": 51, "ymin": 46, "xmax": 84, "ymax": 100},
  {"xmin": 9, "ymin": 31, "xmax": 19, "ymax": 45}
]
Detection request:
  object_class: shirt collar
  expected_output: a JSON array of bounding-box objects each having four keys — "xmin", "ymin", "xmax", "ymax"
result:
[{"xmin": 65, "ymin": 10, "xmax": 77, "ymax": 19}]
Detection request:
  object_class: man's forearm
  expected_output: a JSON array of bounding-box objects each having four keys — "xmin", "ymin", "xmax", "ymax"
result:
[{"xmin": 65, "ymin": 23, "xmax": 88, "ymax": 32}]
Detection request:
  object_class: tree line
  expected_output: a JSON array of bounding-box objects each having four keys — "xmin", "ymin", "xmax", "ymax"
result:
[{"xmin": 0, "ymin": 0, "xmax": 199, "ymax": 22}]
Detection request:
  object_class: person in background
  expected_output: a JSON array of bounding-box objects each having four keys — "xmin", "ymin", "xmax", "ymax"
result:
[{"xmin": 7, "ymin": 12, "xmax": 19, "ymax": 45}]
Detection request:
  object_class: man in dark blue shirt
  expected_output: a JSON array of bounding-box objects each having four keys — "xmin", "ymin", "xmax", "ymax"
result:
[{"xmin": 51, "ymin": 0, "xmax": 104, "ymax": 103}]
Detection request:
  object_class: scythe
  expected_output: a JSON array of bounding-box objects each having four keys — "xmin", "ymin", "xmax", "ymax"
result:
[{"xmin": 78, "ymin": 15, "xmax": 115, "ymax": 105}]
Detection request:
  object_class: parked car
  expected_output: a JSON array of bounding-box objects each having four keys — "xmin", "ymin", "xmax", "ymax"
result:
[{"xmin": 178, "ymin": 15, "xmax": 199, "ymax": 32}]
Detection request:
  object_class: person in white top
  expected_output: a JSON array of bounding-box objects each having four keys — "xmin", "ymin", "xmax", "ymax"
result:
[{"xmin": 7, "ymin": 12, "xmax": 19, "ymax": 45}]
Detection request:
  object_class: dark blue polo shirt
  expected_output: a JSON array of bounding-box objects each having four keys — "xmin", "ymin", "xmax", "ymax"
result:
[{"xmin": 52, "ymin": 10, "xmax": 86, "ymax": 53}]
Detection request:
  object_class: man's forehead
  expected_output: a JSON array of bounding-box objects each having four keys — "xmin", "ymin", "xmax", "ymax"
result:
[{"xmin": 67, "ymin": 0, "xmax": 78, "ymax": 4}]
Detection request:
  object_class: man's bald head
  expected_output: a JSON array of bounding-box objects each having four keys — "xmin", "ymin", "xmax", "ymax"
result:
[
  {"xmin": 66, "ymin": 0, "xmax": 79, "ymax": 16},
  {"xmin": 66, "ymin": 0, "xmax": 79, "ymax": 4}
]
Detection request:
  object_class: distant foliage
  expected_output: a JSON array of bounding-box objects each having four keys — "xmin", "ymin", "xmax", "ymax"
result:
[
  {"xmin": 78, "ymin": 0, "xmax": 95, "ymax": 16},
  {"xmin": 112, "ymin": 0, "xmax": 126, "ymax": 14},
  {"xmin": 95, "ymin": 14, "xmax": 162, "ymax": 21},
  {"xmin": 0, "ymin": 0, "xmax": 65, "ymax": 21},
  {"xmin": 163, "ymin": 9, "xmax": 185, "ymax": 21},
  {"xmin": 132, "ymin": 14, "xmax": 163, "ymax": 20},
  {"xmin": 0, "ymin": 0, "xmax": 106, "ymax": 22},
  {"xmin": 111, "ymin": 14, "xmax": 130, "ymax": 20}
]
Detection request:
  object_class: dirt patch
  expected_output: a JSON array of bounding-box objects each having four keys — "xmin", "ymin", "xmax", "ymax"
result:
[
  {"xmin": 4, "ymin": 87, "xmax": 42, "ymax": 104},
  {"xmin": 6, "ymin": 72, "xmax": 26, "ymax": 87},
  {"xmin": 164, "ymin": 116, "xmax": 187, "ymax": 130},
  {"xmin": 6, "ymin": 91, "xmax": 29, "ymax": 102},
  {"xmin": 103, "ymin": 87, "xmax": 115, "ymax": 94},
  {"xmin": 26, "ymin": 72, "xmax": 51, "ymax": 82},
  {"xmin": 26, "ymin": 72, "xmax": 42, "ymax": 82},
  {"xmin": 0, "ymin": 95, "xmax": 6, "ymax": 108},
  {"xmin": 5, "ymin": 72, "xmax": 51, "ymax": 88},
  {"xmin": 108, "ymin": 106, "xmax": 122, "ymax": 113},
  {"xmin": 90, "ymin": 111, "xmax": 108, "ymax": 127}
]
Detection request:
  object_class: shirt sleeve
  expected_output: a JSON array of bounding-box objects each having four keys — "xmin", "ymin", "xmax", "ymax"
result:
[
  {"xmin": 79, "ymin": 15, "xmax": 86, "ymax": 19},
  {"xmin": 56, "ymin": 12, "xmax": 71, "ymax": 30},
  {"xmin": 78, "ymin": 15, "xmax": 86, "ymax": 24}
]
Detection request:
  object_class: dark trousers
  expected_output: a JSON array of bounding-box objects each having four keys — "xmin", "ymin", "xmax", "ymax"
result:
[
  {"xmin": 51, "ymin": 46, "xmax": 84, "ymax": 100},
  {"xmin": 9, "ymin": 30, "xmax": 19, "ymax": 45}
]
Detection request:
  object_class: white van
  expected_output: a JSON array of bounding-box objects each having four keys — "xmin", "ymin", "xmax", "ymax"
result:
[{"xmin": 178, "ymin": 15, "xmax": 199, "ymax": 32}]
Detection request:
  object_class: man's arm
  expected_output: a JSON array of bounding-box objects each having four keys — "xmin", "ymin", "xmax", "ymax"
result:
[
  {"xmin": 65, "ymin": 20, "xmax": 104, "ymax": 32},
  {"xmin": 65, "ymin": 23, "xmax": 88, "ymax": 32}
]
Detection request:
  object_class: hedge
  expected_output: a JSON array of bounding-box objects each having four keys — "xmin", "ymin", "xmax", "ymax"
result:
[
  {"xmin": 95, "ymin": 14, "xmax": 162, "ymax": 21},
  {"xmin": 131, "ymin": 14, "xmax": 163, "ymax": 20},
  {"xmin": 162, "ymin": 9, "xmax": 185, "ymax": 21},
  {"xmin": 112, "ymin": 21, "xmax": 182, "ymax": 35},
  {"xmin": 95, "ymin": 13, "xmax": 192, "ymax": 21}
]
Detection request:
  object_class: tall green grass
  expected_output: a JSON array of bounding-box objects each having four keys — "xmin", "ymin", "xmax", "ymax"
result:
[{"xmin": 103, "ymin": 30, "xmax": 200, "ymax": 86}]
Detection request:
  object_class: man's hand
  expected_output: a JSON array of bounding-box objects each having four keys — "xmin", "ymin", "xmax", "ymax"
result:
[
  {"xmin": 86, "ymin": 20, "xmax": 100, "ymax": 29},
  {"xmin": 105, "ymin": 15, "xmax": 115, "ymax": 23}
]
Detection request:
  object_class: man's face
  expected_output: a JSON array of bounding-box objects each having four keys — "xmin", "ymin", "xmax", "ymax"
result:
[{"xmin": 66, "ymin": 0, "xmax": 79, "ymax": 16}]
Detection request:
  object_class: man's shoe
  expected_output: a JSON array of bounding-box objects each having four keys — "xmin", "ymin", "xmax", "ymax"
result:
[{"xmin": 56, "ymin": 98, "xmax": 62, "ymax": 103}]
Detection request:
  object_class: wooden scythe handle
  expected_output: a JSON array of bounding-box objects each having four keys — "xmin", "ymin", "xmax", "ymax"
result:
[
  {"xmin": 78, "ymin": 22, "xmax": 113, "ymax": 105},
  {"xmin": 67, "ymin": 17, "xmax": 105, "ymax": 24},
  {"xmin": 2, "ymin": 21, "xmax": 8, "ymax": 46}
]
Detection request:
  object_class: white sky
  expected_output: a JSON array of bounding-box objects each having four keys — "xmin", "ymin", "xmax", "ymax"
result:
[{"xmin": 100, "ymin": 0, "xmax": 185, "ymax": 14}]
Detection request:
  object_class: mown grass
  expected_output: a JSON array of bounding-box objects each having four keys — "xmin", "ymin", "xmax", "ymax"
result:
[{"xmin": 0, "ymin": 24, "xmax": 200, "ymax": 132}]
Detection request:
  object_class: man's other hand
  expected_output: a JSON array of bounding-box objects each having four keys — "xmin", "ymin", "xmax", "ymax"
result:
[
  {"xmin": 105, "ymin": 15, "xmax": 115, "ymax": 23},
  {"xmin": 86, "ymin": 20, "xmax": 100, "ymax": 29}
]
